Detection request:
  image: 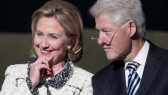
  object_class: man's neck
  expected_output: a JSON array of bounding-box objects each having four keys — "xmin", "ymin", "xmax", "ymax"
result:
[{"xmin": 124, "ymin": 39, "xmax": 145, "ymax": 62}]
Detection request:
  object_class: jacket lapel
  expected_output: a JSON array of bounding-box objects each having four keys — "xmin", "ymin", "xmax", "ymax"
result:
[
  {"xmin": 136, "ymin": 43, "xmax": 162, "ymax": 95},
  {"xmin": 117, "ymin": 66, "xmax": 127, "ymax": 95},
  {"xmin": 111, "ymin": 61, "xmax": 127, "ymax": 95}
]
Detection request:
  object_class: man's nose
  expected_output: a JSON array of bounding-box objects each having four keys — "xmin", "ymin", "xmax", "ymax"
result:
[{"xmin": 97, "ymin": 32, "xmax": 105, "ymax": 46}]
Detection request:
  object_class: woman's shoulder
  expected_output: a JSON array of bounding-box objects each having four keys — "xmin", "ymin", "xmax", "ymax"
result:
[
  {"xmin": 65, "ymin": 63, "xmax": 93, "ymax": 89},
  {"xmin": 72, "ymin": 63, "xmax": 93, "ymax": 78},
  {"xmin": 69, "ymin": 63, "xmax": 93, "ymax": 83},
  {"xmin": 5, "ymin": 64, "xmax": 28, "ymax": 77}
]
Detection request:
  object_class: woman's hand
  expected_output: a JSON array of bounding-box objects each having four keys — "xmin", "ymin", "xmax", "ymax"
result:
[{"xmin": 29, "ymin": 57, "xmax": 52, "ymax": 88}]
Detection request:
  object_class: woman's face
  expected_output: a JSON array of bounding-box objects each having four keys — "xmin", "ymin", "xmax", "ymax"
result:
[{"xmin": 33, "ymin": 17, "xmax": 68, "ymax": 65}]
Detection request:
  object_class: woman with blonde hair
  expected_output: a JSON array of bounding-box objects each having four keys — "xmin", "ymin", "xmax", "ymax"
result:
[{"xmin": 0, "ymin": 0, "xmax": 93, "ymax": 95}]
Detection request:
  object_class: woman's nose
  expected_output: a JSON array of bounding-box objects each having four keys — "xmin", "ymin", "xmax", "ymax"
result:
[{"xmin": 41, "ymin": 38, "xmax": 49, "ymax": 49}]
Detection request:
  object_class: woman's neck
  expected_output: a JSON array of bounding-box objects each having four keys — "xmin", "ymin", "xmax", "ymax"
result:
[{"xmin": 51, "ymin": 61, "xmax": 65, "ymax": 75}]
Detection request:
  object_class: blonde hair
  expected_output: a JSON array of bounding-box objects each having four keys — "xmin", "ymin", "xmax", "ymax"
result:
[{"xmin": 31, "ymin": 0, "xmax": 83, "ymax": 62}]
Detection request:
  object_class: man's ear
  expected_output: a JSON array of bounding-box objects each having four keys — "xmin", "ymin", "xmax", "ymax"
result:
[{"xmin": 127, "ymin": 20, "xmax": 137, "ymax": 37}]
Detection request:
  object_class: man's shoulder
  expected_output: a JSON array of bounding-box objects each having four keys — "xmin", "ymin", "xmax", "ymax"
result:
[{"xmin": 149, "ymin": 41, "xmax": 168, "ymax": 59}]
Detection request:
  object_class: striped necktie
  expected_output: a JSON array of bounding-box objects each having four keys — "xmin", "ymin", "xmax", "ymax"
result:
[{"xmin": 126, "ymin": 61, "xmax": 141, "ymax": 95}]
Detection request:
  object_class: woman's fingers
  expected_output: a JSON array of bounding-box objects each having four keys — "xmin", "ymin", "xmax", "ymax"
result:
[
  {"xmin": 32, "ymin": 57, "xmax": 51, "ymax": 71},
  {"xmin": 29, "ymin": 57, "xmax": 52, "ymax": 87}
]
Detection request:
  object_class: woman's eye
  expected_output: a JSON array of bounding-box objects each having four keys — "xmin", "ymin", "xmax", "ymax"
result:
[
  {"xmin": 50, "ymin": 34, "xmax": 58, "ymax": 39},
  {"xmin": 36, "ymin": 32, "xmax": 43, "ymax": 36},
  {"xmin": 51, "ymin": 35, "xmax": 57, "ymax": 39}
]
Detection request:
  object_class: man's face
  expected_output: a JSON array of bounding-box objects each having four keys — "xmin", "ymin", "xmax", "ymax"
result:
[{"xmin": 95, "ymin": 13, "xmax": 132, "ymax": 62}]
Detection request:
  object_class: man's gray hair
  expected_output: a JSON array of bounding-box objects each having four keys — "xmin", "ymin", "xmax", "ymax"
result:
[{"xmin": 90, "ymin": 0, "xmax": 146, "ymax": 37}]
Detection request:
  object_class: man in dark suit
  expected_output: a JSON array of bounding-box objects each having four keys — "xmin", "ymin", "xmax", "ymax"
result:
[{"xmin": 89, "ymin": 0, "xmax": 168, "ymax": 95}]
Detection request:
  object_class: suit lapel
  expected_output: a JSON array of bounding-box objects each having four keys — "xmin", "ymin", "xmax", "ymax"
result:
[
  {"xmin": 117, "ymin": 66, "xmax": 127, "ymax": 95},
  {"xmin": 136, "ymin": 43, "xmax": 162, "ymax": 95},
  {"xmin": 111, "ymin": 61, "xmax": 127, "ymax": 95}
]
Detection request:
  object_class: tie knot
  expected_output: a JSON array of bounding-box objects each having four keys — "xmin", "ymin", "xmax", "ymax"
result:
[{"xmin": 126, "ymin": 61, "xmax": 140, "ymax": 73}]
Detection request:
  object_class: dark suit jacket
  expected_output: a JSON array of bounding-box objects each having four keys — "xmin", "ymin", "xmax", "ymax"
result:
[{"xmin": 92, "ymin": 42, "xmax": 168, "ymax": 95}]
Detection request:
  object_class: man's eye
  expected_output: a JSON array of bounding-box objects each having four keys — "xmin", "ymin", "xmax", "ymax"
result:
[{"xmin": 103, "ymin": 30, "xmax": 111, "ymax": 35}]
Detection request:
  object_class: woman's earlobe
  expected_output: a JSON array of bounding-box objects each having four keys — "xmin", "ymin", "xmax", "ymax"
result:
[{"xmin": 67, "ymin": 45, "xmax": 71, "ymax": 50}]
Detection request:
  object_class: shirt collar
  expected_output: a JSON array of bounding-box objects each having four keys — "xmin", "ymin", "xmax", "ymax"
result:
[
  {"xmin": 125, "ymin": 41, "xmax": 150, "ymax": 69},
  {"xmin": 133, "ymin": 41, "xmax": 150, "ymax": 67}
]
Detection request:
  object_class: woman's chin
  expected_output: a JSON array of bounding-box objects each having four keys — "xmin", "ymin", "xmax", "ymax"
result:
[{"xmin": 38, "ymin": 55, "xmax": 53, "ymax": 63}]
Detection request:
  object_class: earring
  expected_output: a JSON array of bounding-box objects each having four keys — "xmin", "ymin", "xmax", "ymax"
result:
[{"xmin": 68, "ymin": 45, "xmax": 71, "ymax": 50}]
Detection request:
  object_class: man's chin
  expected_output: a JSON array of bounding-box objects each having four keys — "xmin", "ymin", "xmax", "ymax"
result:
[{"xmin": 106, "ymin": 54, "xmax": 118, "ymax": 62}]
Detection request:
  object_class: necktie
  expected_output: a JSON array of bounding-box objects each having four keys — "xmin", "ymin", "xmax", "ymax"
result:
[{"xmin": 126, "ymin": 61, "xmax": 141, "ymax": 95}]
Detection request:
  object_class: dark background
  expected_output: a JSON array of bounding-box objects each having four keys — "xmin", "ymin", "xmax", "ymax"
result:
[
  {"xmin": 0, "ymin": 0, "xmax": 168, "ymax": 90},
  {"xmin": 0, "ymin": 0, "xmax": 168, "ymax": 32}
]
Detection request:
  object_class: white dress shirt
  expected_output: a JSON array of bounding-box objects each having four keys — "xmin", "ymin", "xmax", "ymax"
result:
[{"xmin": 125, "ymin": 41, "xmax": 150, "ymax": 87}]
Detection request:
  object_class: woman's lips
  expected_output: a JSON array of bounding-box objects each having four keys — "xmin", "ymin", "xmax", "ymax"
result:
[{"xmin": 40, "ymin": 50, "xmax": 52, "ymax": 56}]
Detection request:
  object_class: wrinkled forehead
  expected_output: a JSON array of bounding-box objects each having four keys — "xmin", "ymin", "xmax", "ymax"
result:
[{"xmin": 95, "ymin": 13, "xmax": 120, "ymax": 29}]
